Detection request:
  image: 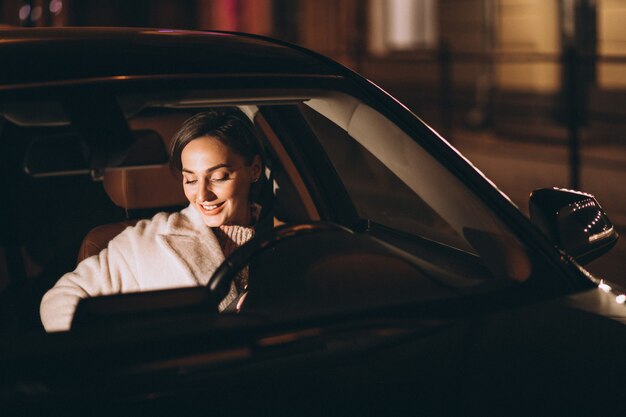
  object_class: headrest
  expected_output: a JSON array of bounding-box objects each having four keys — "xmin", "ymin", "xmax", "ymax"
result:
[
  {"xmin": 103, "ymin": 112, "xmax": 191, "ymax": 210},
  {"xmin": 103, "ymin": 165, "xmax": 187, "ymax": 210}
]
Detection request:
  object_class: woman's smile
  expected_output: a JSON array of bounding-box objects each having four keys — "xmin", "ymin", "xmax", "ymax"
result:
[{"xmin": 198, "ymin": 201, "xmax": 225, "ymax": 215}]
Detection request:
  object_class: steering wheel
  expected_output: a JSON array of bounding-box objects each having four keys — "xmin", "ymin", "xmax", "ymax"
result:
[{"xmin": 206, "ymin": 222, "xmax": 353, "ymax": 305}]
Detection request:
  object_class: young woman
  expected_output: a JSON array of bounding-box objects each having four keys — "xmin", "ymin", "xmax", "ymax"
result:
[{"xmin": 40, "ymin": 109, "xmax": 264, "ymax": 332}]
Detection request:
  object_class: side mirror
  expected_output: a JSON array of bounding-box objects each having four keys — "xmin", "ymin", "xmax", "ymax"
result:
[{"xmin": 529, "ymin": 188, "xmax": 618, "ymax": 264}]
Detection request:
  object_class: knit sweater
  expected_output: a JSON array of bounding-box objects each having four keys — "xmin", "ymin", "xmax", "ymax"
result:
[{"xmin": 213, "ymin": 224, "xmax": 255, "ymax": 292}]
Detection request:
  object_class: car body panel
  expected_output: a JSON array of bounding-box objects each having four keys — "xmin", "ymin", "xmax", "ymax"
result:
[{"xmin": 0, "ymin": 28, "xmax": 338, "ymax": 87}]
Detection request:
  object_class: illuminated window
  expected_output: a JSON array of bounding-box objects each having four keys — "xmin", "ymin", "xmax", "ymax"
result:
[{"xmin": 369, "ymin": 0, "xmax": 438, "ymax": 54}]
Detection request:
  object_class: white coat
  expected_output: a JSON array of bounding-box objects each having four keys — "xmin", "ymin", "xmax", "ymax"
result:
[{"xmin": 40, "ymin": 205, "xmax": 239, "ymax": 332}]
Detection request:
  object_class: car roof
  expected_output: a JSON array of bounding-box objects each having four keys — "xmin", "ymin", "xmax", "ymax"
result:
[{"xmin": 0, "ymin": 27, "xmax": 342, "ymax": 88}]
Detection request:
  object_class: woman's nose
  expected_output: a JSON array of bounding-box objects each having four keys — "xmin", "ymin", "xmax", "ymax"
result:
[{"xmin": 197, "ymin": 183, "xmax": 217, "ymax": 202}]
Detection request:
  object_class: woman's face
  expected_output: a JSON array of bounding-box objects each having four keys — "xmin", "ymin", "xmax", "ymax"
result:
[{"xmin": 181, "ymin": 136, "xmax": 261, "ymax": 227}]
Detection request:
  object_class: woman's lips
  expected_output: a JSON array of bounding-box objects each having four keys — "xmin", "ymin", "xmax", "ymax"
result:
[{"xmin": 198, "ymin": 201, "xmax": 225, "ymax": 216}]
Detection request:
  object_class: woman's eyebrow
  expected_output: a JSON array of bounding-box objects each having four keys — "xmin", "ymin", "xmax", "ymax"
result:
[{"xmin": 182, "ymin": 163, "xmax": 232, "ymax": 174}]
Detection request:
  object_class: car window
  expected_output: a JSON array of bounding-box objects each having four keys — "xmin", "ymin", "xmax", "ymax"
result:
[
  {"xmin": 298, "ymin": 102, "xmax": 472, "ymax": 253},
  {"xmin": 289, "ymin": 92, "xmax": 533, "ymax": 283}
]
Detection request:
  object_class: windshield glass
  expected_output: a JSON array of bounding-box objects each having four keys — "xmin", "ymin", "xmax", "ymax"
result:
[{"xmin": 295, "ymin": 92, "xmax": 532, "ymax": 282}]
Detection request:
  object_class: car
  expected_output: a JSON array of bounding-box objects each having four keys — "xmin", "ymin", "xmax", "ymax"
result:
[{"xmin": 0, "ymin": 27, "xmax": 625, "ymax": 416}]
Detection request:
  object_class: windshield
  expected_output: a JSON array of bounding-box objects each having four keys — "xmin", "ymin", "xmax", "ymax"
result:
[{"xmin": 261, "ymin": 92, "xmax": 533, "ymax": 284}]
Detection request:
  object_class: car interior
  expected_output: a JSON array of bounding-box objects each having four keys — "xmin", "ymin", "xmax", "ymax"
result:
[
  {"xmin": 0, "ymin": 93, "xmax": 318, "ymax": 333},
  {"xmin": 0, "ymin": 86, "xmax": 533, "ymax": 336}
]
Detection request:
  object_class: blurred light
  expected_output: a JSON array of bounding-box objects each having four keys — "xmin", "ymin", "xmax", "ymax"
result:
[
  {"xmin": 599, "ymin": 281, "xmax": 612, "ymax": 293},
  {"xmin": 18, "ymin": 5, "xmax": 31, "ymax": 21},
  {"xmin": 31, "ymin": 6, "xmax": 42, "ymax": 21},
  {"xmin": 49, "ymin": 0, "xmax": 63, "ymax": 15},
  {"xmin": 385, "ymin": 0, "xmax": 437, "ymax": 50},
  {"xmin": 616, "ymin": 294, "xmax": 626, "ymax": 304}
]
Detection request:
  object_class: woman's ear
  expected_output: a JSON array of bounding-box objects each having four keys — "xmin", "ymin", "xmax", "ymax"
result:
[{"xmin": 249, "ymin": 155, "xmax": 262, "ymax": 182}]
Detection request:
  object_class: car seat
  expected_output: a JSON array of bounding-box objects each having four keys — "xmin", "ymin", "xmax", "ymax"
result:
[{"xmin": 77, "ymin": 159, "xmax": 187, "ymax": 263}]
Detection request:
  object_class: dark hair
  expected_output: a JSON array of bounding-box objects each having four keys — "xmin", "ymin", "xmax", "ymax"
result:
[{"xmin": 169, "ymin": 108, "xmax": 262, "ymax": 172}]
